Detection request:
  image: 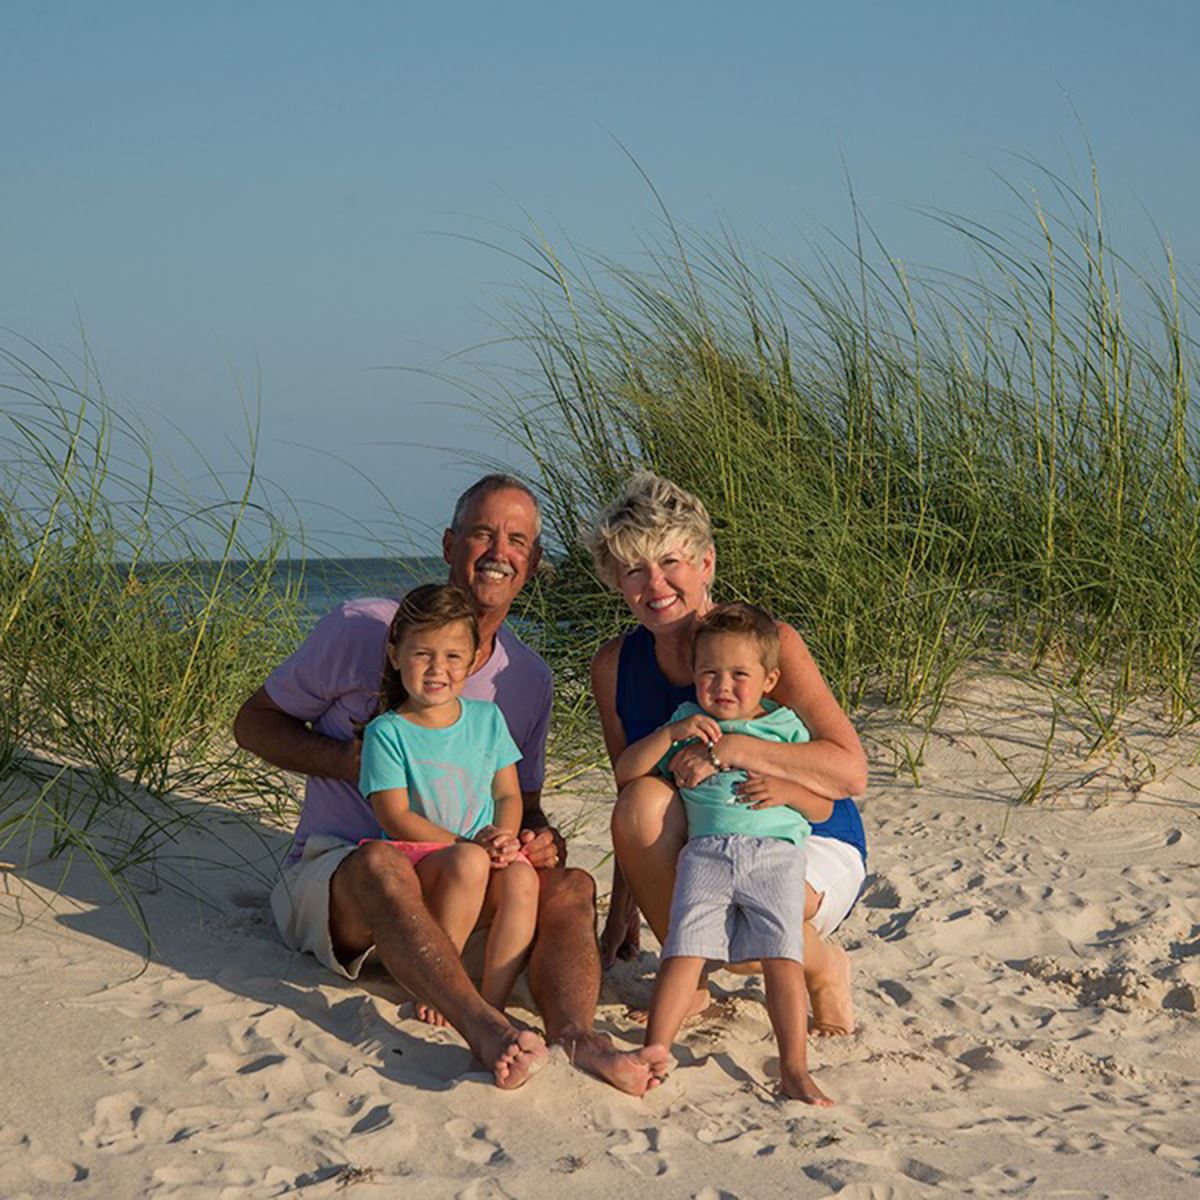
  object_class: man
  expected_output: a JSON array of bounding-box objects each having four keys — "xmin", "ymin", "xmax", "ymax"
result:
[{"xmin": 234, "ymin": 474, "xmax": 668, "ymax": 1093}]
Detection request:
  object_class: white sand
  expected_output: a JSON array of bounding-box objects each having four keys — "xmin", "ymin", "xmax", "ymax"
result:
[{"xmin": 2, "ymin": 685, "xmax": 1198, "ymax": 1198}]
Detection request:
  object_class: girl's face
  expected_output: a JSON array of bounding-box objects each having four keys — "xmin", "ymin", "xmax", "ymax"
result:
[
  {"xmin": 388, "ymin": 620, "xmax": 477, "ymax": 713},
  {"xmin": 616, "ymin": 541, "xmax": 715, "ymax": 633},
  {"xmin": 693, "ymin": 632, "xmax": 780, "ymax": 722}
]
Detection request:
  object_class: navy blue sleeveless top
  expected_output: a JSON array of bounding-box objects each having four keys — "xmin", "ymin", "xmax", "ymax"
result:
[{"xmin": 614, "ymin": 624, "xmax": 867, "ymax": 863}]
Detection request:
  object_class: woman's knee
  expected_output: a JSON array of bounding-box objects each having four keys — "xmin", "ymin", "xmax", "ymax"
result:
[{"xmin": 612, "ymin": 776, "xmax": 680, "ymax": 846}]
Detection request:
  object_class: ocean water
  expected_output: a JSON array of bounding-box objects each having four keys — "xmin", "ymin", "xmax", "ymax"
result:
[{"xmin": 271, "ymin": 556, "xmax": 448, "ymax": 617}]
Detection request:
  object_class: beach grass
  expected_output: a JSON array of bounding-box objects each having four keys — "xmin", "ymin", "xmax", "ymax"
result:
[
  {"xmin": 495, "ymin": 162, "xmax": 1199, "ymax": 752},
  {"xmin": 0, "ymin": 340, "xmax": 307, "ymax": 894}
]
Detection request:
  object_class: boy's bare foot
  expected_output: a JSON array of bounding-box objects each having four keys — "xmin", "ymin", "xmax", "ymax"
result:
[
  {"xmin": 475, "ymin": 1025, "xmax": 549, "ymax": 1090},
  {"xmin": 627, "ymin": 986, "xmax": 711, "ymax": 1026},
  {"xmin": 559, "ymin": 1031, "xmax": 671, "ymax": 1096},
  {"xmin": 809, "ymin": 943, "xmax": 855, "ymax": 1036},
  {"xmin": 779, "ymin": 1062, "xmax": 834, "ymax": 1107},
  {"xmin": 599, "ymin": 906, "xmax": 642, "ymax": 968}
]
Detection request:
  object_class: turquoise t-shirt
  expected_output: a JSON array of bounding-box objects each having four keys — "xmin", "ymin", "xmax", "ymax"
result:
[
  {"xmin": 659, "ymin": 700, "xmax": 812, "ymax": 845},
  {"xmin": 359, "ymin": 699, "xmax": 521, "ymax": 840}
]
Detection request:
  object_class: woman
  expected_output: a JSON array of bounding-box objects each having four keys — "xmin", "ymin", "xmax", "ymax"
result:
[{"xmin": 588, "ymin": 472, "xmax": 868, "ymax": 1034}]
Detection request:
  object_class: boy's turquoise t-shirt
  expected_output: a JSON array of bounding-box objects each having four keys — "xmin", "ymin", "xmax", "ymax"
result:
[
  {"xmin": 359, "ymin": 699, "xmax": 521, "ymax": 840},
  {"xmin": 659, "ymin": 699, "xmax": 813, "ymax": 845}
]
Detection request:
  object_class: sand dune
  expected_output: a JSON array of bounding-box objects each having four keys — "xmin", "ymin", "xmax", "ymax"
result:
[{"xmin": 2, "ymin": 690, "xmax": 1197, "ymax": 1198}]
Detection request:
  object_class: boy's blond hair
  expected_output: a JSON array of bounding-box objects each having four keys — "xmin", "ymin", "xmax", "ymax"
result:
[{"xmin": 691, "ymin": 602, "xmax": 781, "ymax": 672}]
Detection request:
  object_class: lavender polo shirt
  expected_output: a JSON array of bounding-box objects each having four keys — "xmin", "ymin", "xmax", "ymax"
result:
[{"xmin": 265, "ymin": 597, "xmax": 553, "ymax": 864}]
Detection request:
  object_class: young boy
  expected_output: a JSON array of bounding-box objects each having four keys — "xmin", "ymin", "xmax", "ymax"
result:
[{"xmin": 615, "ymin": 602, "xmax": 834, "ymax": 1105}]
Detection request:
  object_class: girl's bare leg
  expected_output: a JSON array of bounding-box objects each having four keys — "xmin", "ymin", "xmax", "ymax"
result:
[
  {"xmin": 761, "ymin": 958, "xmax": 833, "ymax": 1106},
  {"xmin": 480, "ymin": 859, "xmax": 540, "ymax": 1013},
  {"xmin": 413, "ymin": 843, "xmax": 491, "ymax": 1025},
  {"xmin": 644, "ymin": 956, "xmax": 706, "ymax": 1058}
]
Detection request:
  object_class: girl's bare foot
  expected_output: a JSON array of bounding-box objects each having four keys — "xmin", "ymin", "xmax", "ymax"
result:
[
  {"xmin": 559, "ymin": 1031, "xmax": 672, "ymax": 1096},
  {"xmin": 779, "ymin": 1062, "xmax": 834, "ymax": 1106},
  {"xmin": 417, "ymin": 1002, "xmax": 449, "ymax": 1027},
  {"xmin": 809, "ymin": 943, "xmax": 855, "ymax": 1036}
]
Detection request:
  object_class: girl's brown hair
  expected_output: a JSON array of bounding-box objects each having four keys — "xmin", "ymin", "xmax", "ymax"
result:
[{"xmin": 378, "ymin": 584, "xmax": 480, "ymax": 712}]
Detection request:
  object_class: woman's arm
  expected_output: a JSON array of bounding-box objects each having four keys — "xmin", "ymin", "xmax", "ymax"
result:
[{"xmin": 716, "ymin": 623, "xmax": 867, "ymax": 797}]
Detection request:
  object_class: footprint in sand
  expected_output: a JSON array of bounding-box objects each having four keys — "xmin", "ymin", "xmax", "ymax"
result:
[
  {"xmin": 444, "ymin": 1118, "xmax": 506, "ymax": 1166},
  {"xmin": 456, "ymin": 1179, "xmax": 515, "ymax": 1200},
  {"xmin": 98, "ymin": 1036, "xmax": 149, "ymax": 1075},
  {"xmin": 606, "ymin": 1127, "xmax": 669, "ymax": 1177},
  {"xmin": 80, "ymin": 1092, "xmax": 165, "ymax": 1154},
  {"xmin": 29, "ymin": 1155, "xmax": 87, "ymax": 1184}
]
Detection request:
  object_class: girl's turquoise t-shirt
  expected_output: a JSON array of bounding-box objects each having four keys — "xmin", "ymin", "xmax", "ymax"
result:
[
  {"xmin": 359, "ymin": 699, "xmax": 521, "ymax": 840},
  {"xmin": 659, "ymin": 699, "xmax": 813, "ymax": 845}
]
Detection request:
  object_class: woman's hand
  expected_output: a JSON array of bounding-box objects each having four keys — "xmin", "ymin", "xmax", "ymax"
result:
[{"xmin": 667, "ymin": 742, "xmax": 718, "ymax": 788}]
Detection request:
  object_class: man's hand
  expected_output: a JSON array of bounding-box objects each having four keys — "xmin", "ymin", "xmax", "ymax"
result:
[
  {"xmin": 667, "ymin": 742, "xmax": 718, "ymax": 789},
  {"xmin": 518, "ymin": 825, "xmax": 566, "ymax": 870},
  {"xmin": 473, "ymin": 825, "xmax": 522, "ymax": 867}
]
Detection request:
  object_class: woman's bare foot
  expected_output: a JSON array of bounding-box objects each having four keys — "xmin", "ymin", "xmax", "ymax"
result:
[
  {"xmin": 779, "ymin": 1062, "xmax": 834, "ymax": 1106},
  {"xmin": 628, "ymin": 985, "xmax": 710, "ymax": 1026},
  {"xmin": 599, "ymin": 903, "xmax": 642, "ymax": 969},
  {"xmin": 559, "ymin": 1031, "xmax": 672, "ymax": 1096},
  {"xmin": 808, "ymin": 943, "xmax": 855, "ymax": 1036},
  {"xmin": 475, "ymin": 1026, "xmax": 549, "ymax": 1090}
]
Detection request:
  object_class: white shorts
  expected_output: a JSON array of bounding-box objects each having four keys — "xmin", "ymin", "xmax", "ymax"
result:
[
  {"xmin": 270, "ymin": 835, "xmax": 367, "ymax": 980},
  {"xmin": 805, "ymin": 835, "xmax": 866, "ymax": 938}
]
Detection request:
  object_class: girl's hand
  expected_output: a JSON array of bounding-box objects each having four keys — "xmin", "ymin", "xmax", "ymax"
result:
[
  {"xmin": 668, "ymin": 711, "xmax": 722, "ymax": 746},
  {"xmin": 667, "ymin": 742, "xmax": 719, "ymax": 789},
  {"xmin": 473, "ymin": 825, "xmax": 521, "ymax": 866}
]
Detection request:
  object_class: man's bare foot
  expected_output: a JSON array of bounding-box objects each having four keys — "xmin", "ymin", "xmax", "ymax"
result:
[
  {"xmin": 475, "ymin": 1025, "xmax": 549, "ymax": 1090},
  {"xmin": 599, "ymin": 905, "xmax": 642, "ymax": 969},
  {"xmin": 779, "ymin": 1061, "xmax": 834, "ymax": 1106},
  {"xmin": 808, "ymin": 943, "xmax": 855, "ymax": 1036},
  {"xmin": 558, "ymin": 1031, "xmax": 672, "ymax": 1096},
  {"xmin": 627, "ymin": 985, "xmax": 710, "ymax": 1026}
]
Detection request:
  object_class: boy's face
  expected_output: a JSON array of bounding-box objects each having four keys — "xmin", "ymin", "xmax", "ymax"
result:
[{"xmin": 693, "ymin": 632, "xmax": 780, "ymax": 722}]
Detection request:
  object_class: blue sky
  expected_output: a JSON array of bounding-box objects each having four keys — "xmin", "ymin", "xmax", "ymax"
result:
[{"xmin": 4, "ymin": 1, "xmax": 1197, "ymax": 553}]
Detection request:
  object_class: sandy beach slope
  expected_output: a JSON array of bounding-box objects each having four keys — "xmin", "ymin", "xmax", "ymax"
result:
[{"xmin": 2, "ymin": 687, "xmax": 1198, "ymax": 1198}]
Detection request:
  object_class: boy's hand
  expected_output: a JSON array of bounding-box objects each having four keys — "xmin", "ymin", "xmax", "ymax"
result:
[
  {"xmin": 473, "ymin": 825, "xmax": 521, "ymax": 866},
  {"xmin": 668, "ymin": 711, "xmax": 723, "ymax": 746},
  {"xmin": 734, "ymin": 772, "xmax": 789, "ymax": 809}
]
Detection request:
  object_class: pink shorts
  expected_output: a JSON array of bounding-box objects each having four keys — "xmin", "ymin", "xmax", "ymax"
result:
[{"xmin": 357, "ymin": 839, "xmax": 533, "ymax": 866}]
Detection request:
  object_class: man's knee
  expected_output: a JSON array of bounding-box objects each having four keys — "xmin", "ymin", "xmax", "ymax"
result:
[
  {"xmin": 539, "ymin": 865, "xmax": 596, "ymax": 917},
  {"xmin": 337, "ymin": 840, "xmax": 421, "ymax": 905}
]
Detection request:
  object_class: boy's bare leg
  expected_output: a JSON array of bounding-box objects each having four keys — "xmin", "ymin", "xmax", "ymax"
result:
[
  {"xmin": 802, "ymin": 884, "xmax": 855, "ymax": 1036},
  {"xmin": 330, "ymin": 842, "xmax": 547, "ymax": 1090},
  {"xmin": 644, "ymin": 956, "xmax": 707, "ymax": 1053},
  {"xmin": 526, "ymin": 867, "xmax": 670, "ymax": 1095},
  {"xmin": 612, "ymin": 778, "xmax": 708, "ymax": 1022},
  {"xmin": 413, "ymin": 844, "xmax": 492, "ymax": 1026},
  {"xmin": 479, "ymin": 861, "xmax": 540, "ymax": 1013},
  {"xmin": 761, "ymin": 958, "xmax": 833, "ymax": 1106}
]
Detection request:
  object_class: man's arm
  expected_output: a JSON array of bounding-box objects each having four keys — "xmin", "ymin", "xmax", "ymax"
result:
[{"xmin": 233, "ymin": 687, "xmax": 360, "ymax": 782}]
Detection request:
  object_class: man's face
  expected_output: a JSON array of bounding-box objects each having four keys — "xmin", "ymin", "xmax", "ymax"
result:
[{"xmin": 443, "ymin": 486, "xmax": 542, "ymax": 618}]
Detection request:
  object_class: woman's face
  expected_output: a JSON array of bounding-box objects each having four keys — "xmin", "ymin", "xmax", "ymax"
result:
[{"xmin": 615, "ymin": 541, "xmax": 715, "ymax": 633}]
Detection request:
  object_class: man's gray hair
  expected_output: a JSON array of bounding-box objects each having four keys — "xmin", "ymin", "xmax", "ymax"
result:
[{"xmin": 450, "ymin": 474, "xmax": 543, "ymax": 539}]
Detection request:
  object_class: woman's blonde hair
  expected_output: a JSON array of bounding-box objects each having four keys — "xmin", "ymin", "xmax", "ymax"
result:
[{"xmin": 586, "ymin": 470, "xmax": 714, "ymax": 588}]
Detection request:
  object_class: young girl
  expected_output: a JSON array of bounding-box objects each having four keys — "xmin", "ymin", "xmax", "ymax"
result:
[{"xmin": 358, "ymin": 583, "xmax": 540, "ymax": 1023}]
